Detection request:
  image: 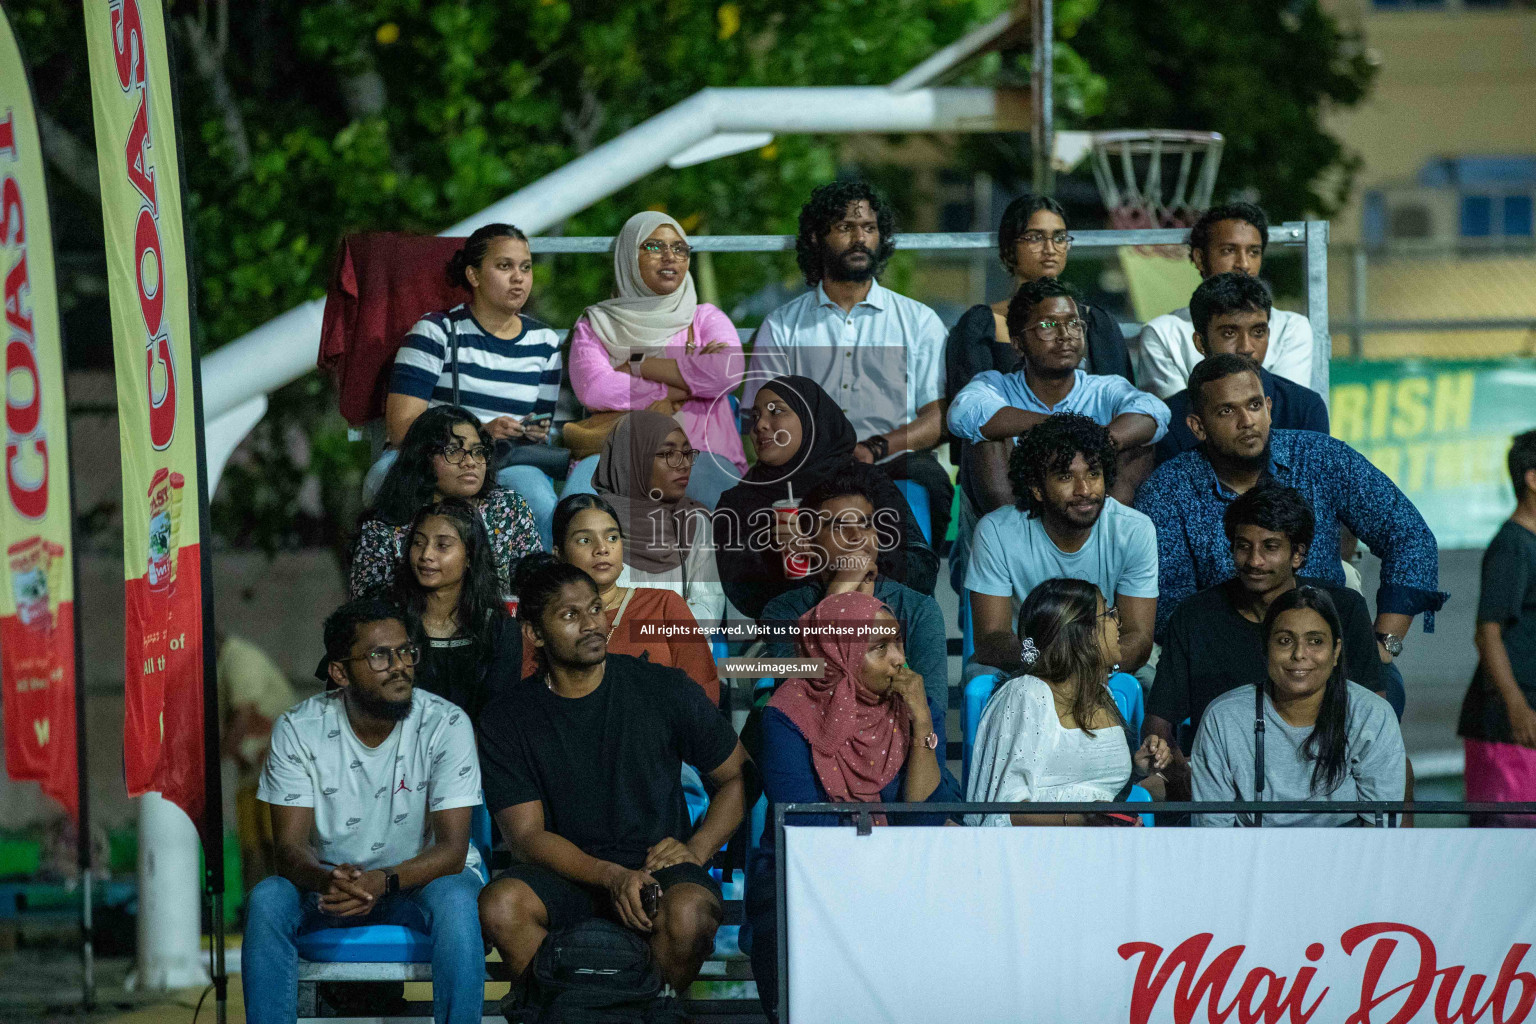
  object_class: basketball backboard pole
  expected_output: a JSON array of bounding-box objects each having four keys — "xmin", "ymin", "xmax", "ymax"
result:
[{"xmin": 1031, "ymin": 0, "xmax": 1054, "ymax": 195}]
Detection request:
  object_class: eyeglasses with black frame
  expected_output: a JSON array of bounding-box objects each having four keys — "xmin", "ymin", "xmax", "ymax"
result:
[
  {"xmin": 639, "ymin": 240, "xmax": 692, "ymax": 260},
  {"xmin": 341, "ymin": 643, "xmax": 422, "ymax": 672},
  {"xmin": 1027, "ymin": 318, "xmax": 1089, "ymax": 341},
  {"xmin": 437, "ymin": 442, "xmax": 493, "ymax": 465},
  {"xmin": 1020, "ymin": 230, "xmax": 1073, "ymax": 250},
  {"xmin": 654, "ymin": 447, "xmax": 701, "ymax": 469}
]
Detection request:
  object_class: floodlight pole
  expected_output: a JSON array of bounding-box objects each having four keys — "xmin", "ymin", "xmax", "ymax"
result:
[{"xmin": 1031, "ymin": 0, "xmax": 1055, "ymax": 195}]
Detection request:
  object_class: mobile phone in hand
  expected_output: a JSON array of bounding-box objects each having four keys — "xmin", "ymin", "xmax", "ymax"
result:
[
  {"xmin": 523, "ymin": 413, "xmax": 552, "ymax": 425},
  {"xmin": 641, "ymin": 881, "xmax": 661, "ymax": 919}
]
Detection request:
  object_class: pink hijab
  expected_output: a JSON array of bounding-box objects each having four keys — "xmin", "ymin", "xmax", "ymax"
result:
[{"xmin": 768, "ymin": 592, "xmax": 911, "ymax": 810}]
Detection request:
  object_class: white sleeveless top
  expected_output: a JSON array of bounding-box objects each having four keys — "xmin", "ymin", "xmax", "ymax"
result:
[{"xmin": 965, "ymin": 675, "xmax": 1132, "ymax": 827}]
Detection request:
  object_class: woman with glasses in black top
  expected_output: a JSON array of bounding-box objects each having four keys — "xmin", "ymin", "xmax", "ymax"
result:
[{"xmin": 350, "ymin": 405, "xmax": 542, "ymax": 602}]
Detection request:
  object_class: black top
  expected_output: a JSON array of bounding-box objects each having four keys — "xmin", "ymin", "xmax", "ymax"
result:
[
  {"xmin": 1156, "ymin": 366, "xmax": 1330, "ymax": 465},
  {"xmin": 943, "ymin": 302, "xmax": 1133, "ymax": 507},
  {"xmin": 477, "ymin": 653, "xmax": 739, "ymax": 869},
  {"xmin": 1459, "ymin": 520, "xmax": 1536, "ymax": 743},
  {"xmin": 1148, "ymin": 577, "xmax": 1383, "ymax": 745},
  {"xmin": 715, "ymin": 380, "xmax": 938, "ymax": 619},
  {"xmin": 412, "ymin": 613, "xmax": 521, "ymax": 723}
]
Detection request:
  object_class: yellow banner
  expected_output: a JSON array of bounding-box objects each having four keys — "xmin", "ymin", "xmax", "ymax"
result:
[
  {"xmin": 0, "ymin": 3, "xmax": 79, "ymax": 817},
  {"xmin": 84, "ymin": 0, "xmax": 207, "ymax": 817}
]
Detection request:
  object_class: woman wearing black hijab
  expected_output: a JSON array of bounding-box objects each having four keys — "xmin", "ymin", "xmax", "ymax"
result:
[{"xmin": 715, "ymin": 375, "xmax": 938, "ymax": 619}]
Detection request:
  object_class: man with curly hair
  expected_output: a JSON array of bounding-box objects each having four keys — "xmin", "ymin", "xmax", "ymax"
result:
[
  {"xmin": 963, "ymin": 413, "xmax": 1159, "ymax": 677},
  {"xmin": 741, "ymin": 180, "xmax": 953, "ymax": 547},
  {"xmin": 947, "ymin": 277, "xmax": 1170, "ymax": 508}
]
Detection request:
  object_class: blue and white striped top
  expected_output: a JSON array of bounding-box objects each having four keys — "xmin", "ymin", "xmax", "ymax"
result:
[{"xmin": 388, "ymin": 305, "xmax": 563, "ymax": 425}]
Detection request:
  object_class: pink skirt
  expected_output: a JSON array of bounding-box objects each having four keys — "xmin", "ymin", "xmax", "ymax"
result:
[{"xmin": 1463, "ymin": 738, "xmax": 1536, "ymax": 826}]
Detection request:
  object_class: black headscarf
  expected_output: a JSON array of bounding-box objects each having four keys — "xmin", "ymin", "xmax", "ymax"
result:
[{"xmin": 735, "ymin": 375, "xmax": 857, "ymax": 501}]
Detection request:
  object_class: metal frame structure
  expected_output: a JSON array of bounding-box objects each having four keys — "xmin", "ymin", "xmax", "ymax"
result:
[{"xmin": 773, "ymin": 799, "xmax": 1536, "ymax": 1022}]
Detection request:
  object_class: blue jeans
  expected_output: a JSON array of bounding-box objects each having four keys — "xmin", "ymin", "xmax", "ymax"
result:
[
  {"xmin": 242, "ymin": 868, "xmax": 484, "ymax": 1024},
  {"xmin": 563, "ymin": 451, "xmax": 738, "ymax": 511},
  {"xmin": 363, "ymin": 449, "xmax": 558, "ymax": 551}
]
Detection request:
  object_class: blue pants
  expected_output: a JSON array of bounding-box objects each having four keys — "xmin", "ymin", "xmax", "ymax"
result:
[
  {"xmin": 363, "ymin": 449, "xmax": 558, "ymax": 551},
  {"xmin": 242, "ymin": 868, "xmax": 484, "ymax": 1024},
  {"xmin": 563, "ymin": 450, "xmax": 739, "ymax": 510}
]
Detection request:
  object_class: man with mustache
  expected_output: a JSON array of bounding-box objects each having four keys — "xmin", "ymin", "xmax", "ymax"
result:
[
  {"xmin": 962, "ymin": 413, "xmax": 1160, "ymax": 677},
  {"xmin": 1146, "ymin": 485, "xmax": 1382, "ymax": 751},
  {"xmin": 245, "ymin": 596, "xmax": 486, "ymax": 1024},
  {"xmin": 477, "ymin": 556, "xmax": 747, "ymax": 998},
  {"xmin": 1136, "ymin": 202, "xmax": 1316, "ymax": 400},
  {"xmin": 947, "ymin": 277, "xmax": 1170, "ymax": 506},
  {"xmin": 742, "ymin": 181, "xmax": 954, "ymax": 549},
  {"xmin": 1135, "ymin": 353, "xmax": 1446, "ymax": 687}
]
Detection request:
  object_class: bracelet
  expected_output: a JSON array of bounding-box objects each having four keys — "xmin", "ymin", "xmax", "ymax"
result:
[{"xmin": 861, "ymin": 435, "xmax": 890, "ymax": 461}]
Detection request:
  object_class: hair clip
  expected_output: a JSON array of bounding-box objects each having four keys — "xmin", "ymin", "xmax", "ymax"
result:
[{"xmin": 1020, "ymin": 636, "xmax": 1040, "ymax": 667}]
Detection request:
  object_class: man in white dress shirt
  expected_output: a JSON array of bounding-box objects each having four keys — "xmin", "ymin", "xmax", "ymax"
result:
[
  {"xmin": 1137, "ymin": 202, "xmax": 1315, "ymax": 399},
  {"xmin": 742, "ymin": 181, "xmax": 953, "ymax": 548}
]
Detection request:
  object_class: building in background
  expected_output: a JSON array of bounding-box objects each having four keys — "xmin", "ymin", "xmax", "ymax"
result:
[{"xmin": 1322, "ymin": 0, "xmax": 1536, "ymax": 360}]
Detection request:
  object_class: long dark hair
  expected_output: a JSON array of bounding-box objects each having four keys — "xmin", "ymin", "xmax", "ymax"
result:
[
  {"xmin": 1263, "ymin": 586, "xmax": 1349, "ymax": 794},
  {"xmin": 1016, "ymin": 578, "xmax": 1122, "ymax": 738},
  {"xmin": 794, "ymin": 180, "xmax": 898, "ymax": 286},
  {"xmin": 392, "ymin": 498, "xmax": 506, "ymax": 643},
  {"xmin": 371, "ymin": 406, "xmax": 496, "ymax": 526},
  {"xmin": 552, "ymin": 493, "xmax": 624, "ymax": 553},
  {"xmin": 446, "ymin": 223, "xmax": 529, "ymax": 292}
]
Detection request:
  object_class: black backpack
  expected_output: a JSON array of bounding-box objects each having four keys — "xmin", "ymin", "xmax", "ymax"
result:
[{"xmin": 504, "ymin": 919, "xmax": 685, "ymax": 1024}]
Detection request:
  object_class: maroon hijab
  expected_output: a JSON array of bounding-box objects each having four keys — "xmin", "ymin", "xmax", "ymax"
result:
[{"xmin": 768, "ymin": 592, "xmax": 911, "ymax": 809}]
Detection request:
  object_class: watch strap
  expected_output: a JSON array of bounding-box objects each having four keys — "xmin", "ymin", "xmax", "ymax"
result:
[{"xmin": 384, "ymin": 870, "xmax": 400, "ymax": 895}]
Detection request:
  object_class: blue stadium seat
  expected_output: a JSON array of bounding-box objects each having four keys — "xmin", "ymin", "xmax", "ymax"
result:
[
  {"xmin": 958, "ymin": 589, "xmax": 975, "ymax": 665},
  {"xmin": 894, "ymin": 478, "xmax": 932, "ymax": 545},
  {"xmin": 295, "ymin": 803, "xmax": 495, "ymax": 965},
  {"xmin": 1108, "ymin": 672, "xmax": 1144, "ymax": 737},
  {"xmin": 1127, "ymin": 785, "xmax": 1155, "ymax": 828},
  {"xmin": 961, "ymin": 673, "xmax": 1001, "ymax": 790}
]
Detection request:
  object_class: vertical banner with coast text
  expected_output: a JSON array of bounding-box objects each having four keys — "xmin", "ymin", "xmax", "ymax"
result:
[
  {"xmin": 0, "ymin": 6, "xmax": 78, "ymax": 818},
  {"xmin": 85, "ymin": 0, "xmax": 207, "ymax": 827}
]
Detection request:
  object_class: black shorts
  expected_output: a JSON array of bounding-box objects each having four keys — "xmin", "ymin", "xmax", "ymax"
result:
[{"xmin": 497, "ymin": 860, "xmax": 721, "ymax": 933}]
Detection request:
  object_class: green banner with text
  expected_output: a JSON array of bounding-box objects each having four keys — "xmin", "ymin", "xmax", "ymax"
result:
[{"xmin": 1329, "ymin": 359, "xmax": 1536, "ymax": 550}]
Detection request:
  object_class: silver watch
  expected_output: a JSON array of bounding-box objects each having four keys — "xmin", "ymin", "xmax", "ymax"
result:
[{"xmin": 1375, "ymin": 632, "xmax": 1404, "ymax": 657}]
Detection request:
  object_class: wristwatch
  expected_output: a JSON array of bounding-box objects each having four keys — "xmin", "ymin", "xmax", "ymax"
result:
[
  {"xmin": 1374, "ymin": 632, "xmax": 1405, "ymax": 658},
  {"xmin": 861, "ymin": 435, "xmax": 890, "ymax": 461},
  {"xmin": 384, "ymin": 870, "xmax": 400, "ymax": 895}
]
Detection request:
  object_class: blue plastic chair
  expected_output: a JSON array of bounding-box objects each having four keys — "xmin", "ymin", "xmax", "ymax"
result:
[
  {"xmin": 1127, "ymin": 785, "xmax": 1155, "ymax": 827},
  {"xmin": 960, "ymin": 673, "xmax": 1001, "ymax": 790},
  {"xmin": 958, "ymin": 589, "xmax": 976, "ymax": 665},
  {"xmin": 1108, "ymin": 672, "xmax": 1144, "ymax": 737},
  {"xmin": 295, "ymin": 803, "xmax": 496, "ymax": 964},
  {"xmin": 894, "ymin": 478, "xmax": 932, "ymax": 545}
]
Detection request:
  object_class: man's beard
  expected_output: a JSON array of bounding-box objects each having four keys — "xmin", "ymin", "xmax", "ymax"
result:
[
  {"xmin": 822, "ymin": 242, "xmax": 878, "ymax": 283},
  {"xmin": 348, "ymin": 682, "xmax": 414, "ymax": 722},
  {"xmin": 1212, "ymin": 437, "xmax": 1271, "ymax": 476},
  {"xmin": 1045, "ymin": 494, "xmax": 1104, "ymax": 531}
]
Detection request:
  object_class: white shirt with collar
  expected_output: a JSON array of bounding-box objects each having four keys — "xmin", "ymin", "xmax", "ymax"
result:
[
  {"xmin": 1136, "ymin": 306, "xmax": 1315, "ymax": 400},
  {"xmin": 741, "ymin": 279, "xmax": 947, "ymax": 452}
]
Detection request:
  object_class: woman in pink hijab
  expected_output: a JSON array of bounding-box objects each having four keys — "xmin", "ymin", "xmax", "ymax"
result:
[{"xmin": 745, "ymin": 591, "xmax": 957, "ymax": 1021}]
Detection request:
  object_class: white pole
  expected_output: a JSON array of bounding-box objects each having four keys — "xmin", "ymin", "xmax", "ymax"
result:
[{"xmin": 126, "ymin": 793, "xmax": 211, "ymax": 993}]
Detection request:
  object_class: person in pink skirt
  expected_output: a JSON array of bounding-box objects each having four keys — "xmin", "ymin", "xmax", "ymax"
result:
[
  {"xmin": 1458, "ymin": 429, "xmax": 1536, "ymax": 826},
  {"xmin": 564, "ymin": 211, "xmax": 747, "ymax": 508}
]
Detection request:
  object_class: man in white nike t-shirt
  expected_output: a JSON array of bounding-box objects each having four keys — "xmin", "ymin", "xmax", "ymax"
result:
[
  {"xmin": 1136, "ymin": 202, "xmax": 1316, "ymax": 400},
  {"xmin": 244, "ymin": 596, "xmax": 485, "ymax": 1024}
]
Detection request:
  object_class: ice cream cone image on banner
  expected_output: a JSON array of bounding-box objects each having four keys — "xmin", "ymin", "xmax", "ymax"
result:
[
  {"xmin": 7, "ymin": 537, "xmax": 50, "ymax": 631},
  {"xmin": 168, "ymin": 473, "xmax": 185, "ymax": 585}
]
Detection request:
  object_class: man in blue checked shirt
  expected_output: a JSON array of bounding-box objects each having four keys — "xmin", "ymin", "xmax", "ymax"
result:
[
  {"xmin": 946, "ymin": 277, "xmax": 1171, "ymax": 507},
  {"xmin": 1135, "ymin": 352, "xmax": 1447, "ymax": 690}
]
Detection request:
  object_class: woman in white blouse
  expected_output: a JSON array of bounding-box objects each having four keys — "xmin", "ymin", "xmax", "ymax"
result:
[{"xmin": 967, "ymin": 577, "xmax": 1173, "ymax": 826}]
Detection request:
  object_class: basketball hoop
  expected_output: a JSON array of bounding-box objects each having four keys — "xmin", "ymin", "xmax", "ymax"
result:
[{"xmin": 1089, "ymin": 129, "xmax": 1225, "ymax": 246}]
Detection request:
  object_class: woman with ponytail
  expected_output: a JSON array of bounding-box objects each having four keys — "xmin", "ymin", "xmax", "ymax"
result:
[
  {"xmin": 367, "ymin": 223, "xmax": 565, "ymax": 549},
  {"xmin": 1192, "ymin": 585, "xmax": 1406, "ymax": 827}
]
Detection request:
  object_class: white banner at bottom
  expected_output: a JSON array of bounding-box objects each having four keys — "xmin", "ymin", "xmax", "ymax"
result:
[{"xmin": 784, "ymin": 825, "xmax": 1536, "ymax": 1024}]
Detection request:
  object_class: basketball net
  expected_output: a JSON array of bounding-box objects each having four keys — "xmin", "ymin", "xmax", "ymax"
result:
[{"xmin": 1090, "ymin": 129, "xmax": 1225, "ymax": 257}]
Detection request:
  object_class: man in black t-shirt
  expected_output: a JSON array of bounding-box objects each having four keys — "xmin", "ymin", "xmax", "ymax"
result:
[
  {"xmin": 1145, "ymin": 485, "xmax": 1383, "ymax": 750},
  {"xmin": 477, "ymin": 557, "xmax": 747, "ymax": 992}
]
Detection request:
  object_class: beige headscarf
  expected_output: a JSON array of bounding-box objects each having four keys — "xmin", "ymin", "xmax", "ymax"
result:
[{"xmin": 581, "ymin": 211, "xmax": 699, "ymax": 365}]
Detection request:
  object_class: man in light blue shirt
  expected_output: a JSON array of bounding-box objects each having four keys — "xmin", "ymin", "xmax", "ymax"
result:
[
  {"xmin": 965, "ymin": 414, "xmax": 1159, "ymax": 677},
  {"xmin": 742, "ymin": 181, "xmax": 954, "ymax": 546},
  {"xmin": 947, "ymin": 277, "xmax": 1170, "ymax": 507}
]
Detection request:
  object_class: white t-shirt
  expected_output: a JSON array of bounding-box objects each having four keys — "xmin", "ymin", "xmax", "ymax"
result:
[
  {"xmin": 964, "ymin": 498, "xmax": 1159, "ymax": 609},
  {"xmin": 1136, "ymin": 306, "xmax": 1314, "ymax": 399},
  {"xmin": 257, "ymin": 690, "xmax": 483, "ymax": 876}
]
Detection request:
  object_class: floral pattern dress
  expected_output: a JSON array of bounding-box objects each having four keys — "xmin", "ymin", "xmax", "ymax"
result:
[{"xmin": 348, "ymin": 486, "xmax": 541, "ymax": 600}]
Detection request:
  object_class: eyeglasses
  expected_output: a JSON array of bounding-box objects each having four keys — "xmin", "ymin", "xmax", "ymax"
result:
[
  {"xmin": 1098, "ymin": 607, "xmax": 1121, "ymax": 625},
  {"xmin": 341, "ymin": 643, "xmax": 421, "ymax": 672},
  {"xmin": 437, "ymin": 443, "xmax": 492, "ymax": 465},
  {"xmin": 639, "ymin": 241, "xmax": 692, "ymax": 259},
  {"xmin": 1020, "ymin": 230, "xmax": 1073, "ymax": 250},
  {"xmin": 1027, "ymin": 318, "xmax": 1088, "ymax": 341},
  {"xmin": 654, "ymin": 447, "xmax": 700, "ymax": 469}
]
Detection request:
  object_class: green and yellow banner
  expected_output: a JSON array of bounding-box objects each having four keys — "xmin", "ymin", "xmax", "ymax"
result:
[
  {"xmin": 1331, "ymin": 359, "xmax": 1536, "ymax": 550},
  {"xmin": 84, "ymin": 0, "xmax": 209, "ymax": 827},
  {"xmin": 0, "ymin": 3, "xmax": 78, "ymax": 818}
]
